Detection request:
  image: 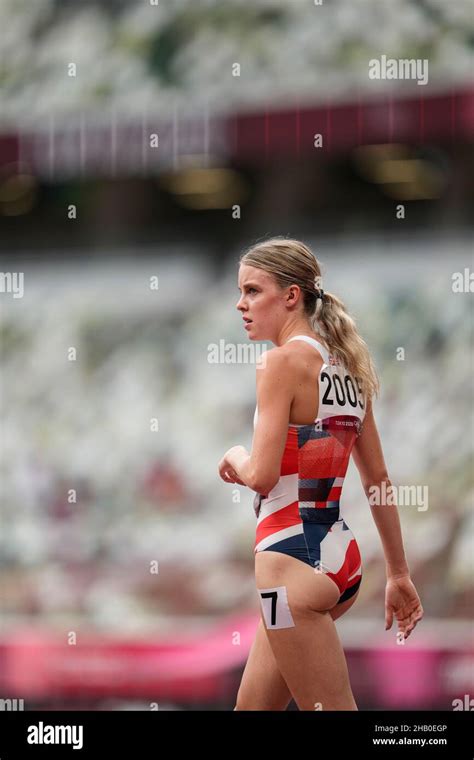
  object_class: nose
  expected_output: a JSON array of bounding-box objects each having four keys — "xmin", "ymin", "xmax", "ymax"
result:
[{"xmin": 236, "ymin": 294, "xmax": 246, "ymax": 311}]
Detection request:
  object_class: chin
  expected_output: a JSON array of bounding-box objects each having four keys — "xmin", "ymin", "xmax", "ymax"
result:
[{"xmin": 246, "ymin": 324, "xmax": 267, "ymax": 341}]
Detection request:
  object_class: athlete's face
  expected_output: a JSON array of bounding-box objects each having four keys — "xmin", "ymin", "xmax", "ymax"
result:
[{"xmin": 236, "ymin": 264, "xmax": 287, "ymax": 340}]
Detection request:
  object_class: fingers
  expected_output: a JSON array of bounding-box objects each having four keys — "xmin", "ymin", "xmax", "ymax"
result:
[
  {"xmin": 405, "ymin": 607, "xmax": 424, "ymax": 638},
  {"xmin": 387, "ymin": 599, "xmax": 424, "ymax": 637},
  {"xmin": 218, "ymin": 460, "xmax": 234, "ymax": 482},
  {"xmin": 225, "ymin": 467, "xmax": 242, "ymax": 484},
  {"xmin": 385, "ymin": 606, "xmax": 394, "ymax": 630},
  {"xmin": 218, "ymin": 456, "xmax": 244, "ymax": 484},
  {"xmin": 398, "ymin": 605, "xmax": 424, "ymax": 638},
  {"xmin": 225, "ymin": 469, "xmax": 237, "ymax": 483},
  {"xmin": 220, "ymin": 467, "xmax": 244, "ymax": 485}
]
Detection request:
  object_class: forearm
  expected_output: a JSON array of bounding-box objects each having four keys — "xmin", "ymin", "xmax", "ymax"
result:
[{"xmin": 367, "ymin": 479, "xmax": 410, "ymax": 579}]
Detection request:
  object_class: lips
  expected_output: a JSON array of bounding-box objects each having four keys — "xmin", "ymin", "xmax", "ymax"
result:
[{"xmin": 243, "ymin": 317, "xmax": 252, "ymax": 323}]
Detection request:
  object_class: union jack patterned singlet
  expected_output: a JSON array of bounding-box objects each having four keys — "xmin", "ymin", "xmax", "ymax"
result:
[{"xmin": 253, "ymin": 335, "xmax": 366, "ymax": 603}]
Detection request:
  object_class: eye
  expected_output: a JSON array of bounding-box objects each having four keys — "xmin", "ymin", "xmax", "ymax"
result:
[{"xmin": 248, "ymin": 287, "xmax": 257, "ymax": 294}]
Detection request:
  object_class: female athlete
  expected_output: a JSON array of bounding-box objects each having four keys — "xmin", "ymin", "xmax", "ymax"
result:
[{"xmin": 218, "ymin": 237, "xmax": 423, "ymax": 711}]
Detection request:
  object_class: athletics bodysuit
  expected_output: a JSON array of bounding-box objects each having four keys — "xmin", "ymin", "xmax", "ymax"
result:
[{"xmin": 253, "ymin": 335, "xmax": 366, "ymax": 604}]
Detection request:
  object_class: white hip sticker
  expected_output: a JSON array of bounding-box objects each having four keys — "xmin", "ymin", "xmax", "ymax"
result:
[{"xmin": 258, "ymin": 585, "xmax": 295, "ymax": 629}]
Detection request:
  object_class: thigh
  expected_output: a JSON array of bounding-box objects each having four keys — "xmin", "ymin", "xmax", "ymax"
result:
[
  {"xmin": 235, "ymin": 617, "xmax": 293, "ymax": 711},
  {"xmin": 255, "ymin": 552, "xmax": 358, "ymax": 710},
  {"xmin": 235, "ymin": 556, "xmax": 360, "ymax": 711}
]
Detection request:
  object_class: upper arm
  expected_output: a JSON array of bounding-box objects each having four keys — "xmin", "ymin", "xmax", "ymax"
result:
[
  {"xmin": 249, "ymin": 350, "xmax": 294, "ymax": 493},
  {"xmin": 351, "ymin": 397, "xmax": 390, "ymax": 492}
]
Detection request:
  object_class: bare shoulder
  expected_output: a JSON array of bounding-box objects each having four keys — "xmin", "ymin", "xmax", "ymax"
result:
[
  {"xmin": 256, "ymin": 345, "xmax": 292, "ymax": 374},
  {"xmin": 256, "ymin": 341, "xmax": 323, "ymax": 393},
  {"xmin": 280, "ymin": 335, "xmax": 327, "ymax": 366}
]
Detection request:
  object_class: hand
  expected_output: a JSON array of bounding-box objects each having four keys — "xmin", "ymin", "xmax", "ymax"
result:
[
  {"xmin": 218, "ymin": 447, "xmax": 246, "ymax": 485},
  {"xmin": 385, "ymin": 575, "xmax": 424, "ymax": 639}
]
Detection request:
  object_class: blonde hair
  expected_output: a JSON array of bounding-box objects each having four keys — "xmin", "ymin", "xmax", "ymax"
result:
[{"xmin": 239, "ymin": 236, "xmax": 380, "ymax": 401}]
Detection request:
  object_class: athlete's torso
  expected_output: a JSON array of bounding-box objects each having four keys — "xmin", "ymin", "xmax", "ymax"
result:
[{"xmin": 253, "ymin": 335, "xmax": 366, "ymax": 527}]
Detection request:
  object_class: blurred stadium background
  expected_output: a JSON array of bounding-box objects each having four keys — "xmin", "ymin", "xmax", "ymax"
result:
[{"xmin": 0, "ymin": 0, "xmax": 473, "ymax": 710}]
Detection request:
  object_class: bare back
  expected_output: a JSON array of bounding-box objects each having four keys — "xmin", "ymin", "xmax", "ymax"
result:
[{"xmin": 278, "ymin": 334, "xmax": 329, "ymax": 426}]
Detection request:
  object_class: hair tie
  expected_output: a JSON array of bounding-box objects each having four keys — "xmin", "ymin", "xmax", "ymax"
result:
[{"xmin": 313, "ymin": 276, "xmax": 326, "ymax": 303}]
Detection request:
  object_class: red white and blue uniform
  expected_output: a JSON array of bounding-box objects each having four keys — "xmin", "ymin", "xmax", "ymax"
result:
[{"xmin": 253, "ymin": 335, "xmax": 366, "ymax": 604}]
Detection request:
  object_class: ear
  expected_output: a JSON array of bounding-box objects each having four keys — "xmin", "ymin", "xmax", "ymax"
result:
[{"xmin": 286, "ymin": 284, "xmax": 300, "ymax": 304}]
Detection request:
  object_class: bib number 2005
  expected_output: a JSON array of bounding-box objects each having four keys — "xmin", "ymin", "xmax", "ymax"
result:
[{"xmin": 321, "ymin": 371, "xmax": 364, "ymax": 409}]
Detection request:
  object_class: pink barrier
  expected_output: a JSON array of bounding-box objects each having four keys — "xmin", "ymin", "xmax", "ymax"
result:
[{"xmin": 1, "ymin": 616, "xmax": 473, "ymax": 706}]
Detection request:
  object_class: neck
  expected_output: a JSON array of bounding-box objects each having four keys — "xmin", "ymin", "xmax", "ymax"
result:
[{"xmin": 276, "ymin": 322, "xmax": 315, "ymax": 347}]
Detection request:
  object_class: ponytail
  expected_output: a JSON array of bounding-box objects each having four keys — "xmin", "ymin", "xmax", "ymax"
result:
[{"xmin": 313, "ymin": 291, "xmax": 380, "ymax": 402}]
